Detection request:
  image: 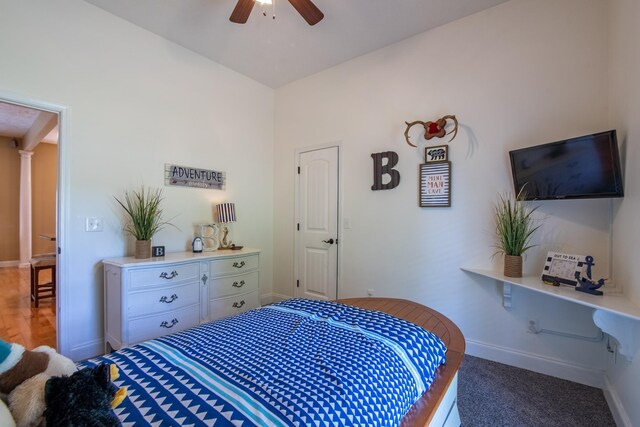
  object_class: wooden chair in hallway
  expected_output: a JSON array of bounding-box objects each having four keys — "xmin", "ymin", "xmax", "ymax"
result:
[{"xmin": 30, "ymin": 254, "xmax": 56, "ymax": 307}]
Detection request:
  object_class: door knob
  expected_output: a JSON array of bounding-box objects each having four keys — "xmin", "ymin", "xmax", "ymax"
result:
[{"xmin": 322, "ymin": 238, "xmax": 335, "ymax": 244}]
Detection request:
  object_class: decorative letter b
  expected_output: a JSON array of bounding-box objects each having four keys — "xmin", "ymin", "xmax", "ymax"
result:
[{"xmin": 371, "ymin": 151, "xmax": 400, "ymax": 191}]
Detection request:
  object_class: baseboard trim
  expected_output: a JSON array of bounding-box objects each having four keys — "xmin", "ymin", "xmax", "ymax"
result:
[
  {"xmin": 0, "ymin": 260, "xmax": 19, "ymax": 268},
  {"xmin": 69, "ymin": 338, "xmax": 104, "ymax": 361},
  {"xmin": 466, "ymin": 339, "xmax": 605, "ymax": 388},
  {"xmin": 270, "ymin": 293, "xmax": 290, "ymax": 303},
  {"xmin": 260, "ymin": 293, "xmax": 290, "ymax": 305},
  {"xmin": 603, "ymin": 374, "xmax": 632, "ymax": 427}
]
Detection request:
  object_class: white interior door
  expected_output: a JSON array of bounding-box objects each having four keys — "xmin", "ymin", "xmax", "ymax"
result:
[{"xmin": 296, "ymin": 146, "xmax": 339, "ymax": 300}]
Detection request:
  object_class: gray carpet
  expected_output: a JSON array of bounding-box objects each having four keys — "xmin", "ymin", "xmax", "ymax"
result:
[{"xmin": 458, "ymin": 355, "xmax": 616, "ymax": 427}]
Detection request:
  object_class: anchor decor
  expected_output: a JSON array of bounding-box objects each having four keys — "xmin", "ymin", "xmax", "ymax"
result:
[{"xmin": 405, "ymin": 115, "xmax": 458, "ymax": 208}]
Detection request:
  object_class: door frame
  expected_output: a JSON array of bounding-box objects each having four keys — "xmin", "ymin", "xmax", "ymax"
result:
[
  {"xmin": 0, "ymin": 90, "xmax": 70, "ymax": 356},
  {"xmin": 294, "ymin": 142, "xmax": 343, "ymax": 299}
]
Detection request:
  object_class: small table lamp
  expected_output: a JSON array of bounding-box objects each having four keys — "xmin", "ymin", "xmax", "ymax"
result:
[{"xmin": 216, "ymin": 202, "xmax": 236, "ymax": 249}]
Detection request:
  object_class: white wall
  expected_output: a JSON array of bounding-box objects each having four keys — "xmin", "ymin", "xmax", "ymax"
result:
[
  {"xmin": 0, "ymin": 0, "xmax": 274, "ymax": 359},
  {"xmin": 607, "ymin": 0, "xmax": 640, "ymax": 425},
  {"xmin": 275, "ymin": 0, "xmax": 612, "ymax": 386}
]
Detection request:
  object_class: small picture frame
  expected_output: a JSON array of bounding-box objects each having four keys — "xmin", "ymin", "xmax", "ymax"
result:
[
  {"xmin": 425, "ymin": 145, "xmax": 448, "ymax": 163},
  {"xmin": 541, "ymin": 252, "xmax": 587, "ymax": 286}
]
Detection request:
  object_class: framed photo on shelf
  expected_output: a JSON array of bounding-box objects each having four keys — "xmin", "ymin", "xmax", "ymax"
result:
[{"xmin": 541, "ymin": 252, "xmax": 587, "ymax": 286}]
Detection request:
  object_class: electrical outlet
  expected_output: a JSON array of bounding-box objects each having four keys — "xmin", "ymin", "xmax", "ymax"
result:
[
  {"xmin": 527, "ymin": 318, "xmax": 539, "ymax": 334},
  {"xmin": 366, "ymin": 289, "xmax": 374, "ymax": 297}
]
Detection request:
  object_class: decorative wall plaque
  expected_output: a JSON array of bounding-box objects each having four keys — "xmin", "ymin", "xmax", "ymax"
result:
[
  {"xmin": 165, "ymin": 164, "xmax": 226, "ymax": 190},
  {"xmin": 371, "ymin": 151, "xmax": 400, "ymax": 191},
  {"xmin": 419, "ymin": 162, "xmax": 451, "ymax": 207}
]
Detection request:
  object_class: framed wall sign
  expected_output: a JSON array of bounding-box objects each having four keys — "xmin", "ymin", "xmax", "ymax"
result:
[
  {"xmin": 165, "ymin": 164, "xmax": 226, "ymax": 190},
  {"xmin": 425, "ymin": 145, "xmax": 448, "ymax": 163},
  {"xmin": 541, "ymin": 251, "xmax": 587, "ymax": 286},
  {"xmin": 419, "ymin": 162, "xmax": 451, "ymax": 207}
]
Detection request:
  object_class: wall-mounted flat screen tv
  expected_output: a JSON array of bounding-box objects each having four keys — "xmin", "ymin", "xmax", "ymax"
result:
[{"xmin": 509, "ymin": 130, "xmax": 624, "ymax": 200}]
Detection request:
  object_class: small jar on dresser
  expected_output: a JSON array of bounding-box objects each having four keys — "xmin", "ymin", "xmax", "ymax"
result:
[{"xmin": 103, "ymin": 248, "xmax": 260, "ymax": 351}]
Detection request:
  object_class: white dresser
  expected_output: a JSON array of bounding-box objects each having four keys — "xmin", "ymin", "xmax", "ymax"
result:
[{"xmin": 103, "ymin": 248, "xmax": 260, "ymax": 351}]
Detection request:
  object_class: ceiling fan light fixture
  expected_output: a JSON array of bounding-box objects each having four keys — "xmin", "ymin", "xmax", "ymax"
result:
[{"xmin": 230, "ymin": 0, "xmax": 322, "ymax": 25}]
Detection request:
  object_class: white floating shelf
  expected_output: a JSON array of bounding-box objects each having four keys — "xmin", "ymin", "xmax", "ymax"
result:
[{"xmin": 461, "ymin": 267, "xmax": 640, "ymax": 361}]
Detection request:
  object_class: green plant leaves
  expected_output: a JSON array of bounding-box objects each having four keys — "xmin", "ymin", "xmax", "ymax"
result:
[
  {"xmin": 494, "ymin": 190, "xmax": 540, "ymax": 257},
  {"xmin": 114, "ymin": 186, "xmax": 173, "ymax": 241}
]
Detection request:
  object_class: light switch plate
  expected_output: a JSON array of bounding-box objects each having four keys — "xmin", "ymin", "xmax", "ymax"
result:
[{"xmin": 86, "ymin": 217, "xmax": 103, "ymax": 232}]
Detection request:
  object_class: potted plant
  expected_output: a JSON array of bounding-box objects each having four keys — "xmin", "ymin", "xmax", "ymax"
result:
[
  {"xmin": 493, "ymin": 190, "xmax": 540, "ymax": 277},
  {"xmin": 115, "ymin": 186, "xmax": 172, "ymax": 259}
]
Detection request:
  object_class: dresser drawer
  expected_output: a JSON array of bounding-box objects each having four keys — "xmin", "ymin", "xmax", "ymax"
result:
[
  {"xmin": 210, "ymin": 255, "xmax": 259, "ymax": 277},
  {"xmin": 128, "ymin": 304, "xmax": 200, "ymax": 344},
  {"xmin": 209, "ymin": 271, "xmax": 258, "ymax": 299},
  {"xmin": 129, "ymin": 262, "xmax": 199, "ymax": 289},
  {"xmin": 128, "ymin": 282, "xmax": 200, "ymax": 317},
  {"xmin": 209, "ymin": 290, "xmax": 260, "ymax": 320}
]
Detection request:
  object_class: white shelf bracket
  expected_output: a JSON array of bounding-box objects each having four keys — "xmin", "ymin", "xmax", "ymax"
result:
[
  {"xmin": 503, "ymin": 282, "xmax": 512, "ymax": 310},
  {"xmin": 592, "ymin": 309, "xmax": 640, "ymax": 361}
]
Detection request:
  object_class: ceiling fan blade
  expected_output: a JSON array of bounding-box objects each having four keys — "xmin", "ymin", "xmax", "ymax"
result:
[
  {"xmin": 230, "ymin": 0, "xmax": 255, "ymax": 24},
  {"xmin": 288, "ymin": 0, "xmax": 324, "ymax": 25}
]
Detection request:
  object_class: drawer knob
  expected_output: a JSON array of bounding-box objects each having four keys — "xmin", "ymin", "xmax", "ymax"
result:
[
  {"xmin": 233, "ymin": 300, "xmax": 245, "ymax": 308},
  {"xmin": 201, "ymin": 273, "xmax": 208, "ymax": 286},
  {"xmin": 159, "ymin": 294, "xmax": 178, "ymax": 304},
  {"xmin": 232, "ymin": 261, "xmax": 246, "ymax": 269},
  {"xmin": 159, "ymin": 270, "xmax": 179, "ymax": 280},
  {"xmin": 160, "ymin": 318, "xmax": 179, "ymax": 328},
  {"xmin": 232, "ymin": 280, "xmax": 245, "ymax": 288}
]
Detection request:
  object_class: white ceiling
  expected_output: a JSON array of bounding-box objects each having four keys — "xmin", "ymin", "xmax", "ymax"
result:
[
  {"xmin": 85, "ymin": 0, "xmax": 509, "ymax": 88},
  {"xmin": 0, "ymin": 102, "xmax": 59, "ymax": 145},
  {"xmin": 0, "ymin": 102, "xmax": 40, "ymax": 139}
]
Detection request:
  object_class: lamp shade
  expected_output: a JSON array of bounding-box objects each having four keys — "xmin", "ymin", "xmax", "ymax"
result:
[{"xmin": 216, "ymin": 202, "xmax": 236, "ymax": 223}]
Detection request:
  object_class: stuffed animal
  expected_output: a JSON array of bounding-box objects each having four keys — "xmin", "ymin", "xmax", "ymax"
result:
[
  {"xmin": 0, "ymin": 339, "xmax": 76, "ymax": 426},
  {"xmin": 44, "ymin": 363, "xmax": 127, "ymax": 427}
]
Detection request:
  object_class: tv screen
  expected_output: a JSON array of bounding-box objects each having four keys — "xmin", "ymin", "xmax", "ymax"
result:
[{"xmin": 509, "ymin": 130, "xmax": 624, "ymax": 200}]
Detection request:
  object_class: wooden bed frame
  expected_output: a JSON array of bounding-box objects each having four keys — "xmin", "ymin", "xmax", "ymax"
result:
[{"xmin": 338, "ymin": 298, "xmax": 465, "ymax": 427}]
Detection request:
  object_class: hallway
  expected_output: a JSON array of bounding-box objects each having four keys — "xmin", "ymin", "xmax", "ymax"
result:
[{"xmin": 0, "ymin": 267, "xmax": 56, "ymax": 349}]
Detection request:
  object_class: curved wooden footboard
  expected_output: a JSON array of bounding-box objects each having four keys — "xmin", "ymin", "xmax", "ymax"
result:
[{"xmin": 337, "ymin": 298, "xmax": 465, "ymax": 427}]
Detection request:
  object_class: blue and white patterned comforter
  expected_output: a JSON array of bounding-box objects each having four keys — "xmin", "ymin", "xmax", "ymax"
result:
[{"xmin": 83, "ymin": 298, "xmax": 447, "ymax": 426}]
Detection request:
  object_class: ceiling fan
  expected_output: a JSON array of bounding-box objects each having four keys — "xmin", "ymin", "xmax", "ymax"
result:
[{"xmin": 230, "ymin": 0, "xmax": 324, "ymax": 26}]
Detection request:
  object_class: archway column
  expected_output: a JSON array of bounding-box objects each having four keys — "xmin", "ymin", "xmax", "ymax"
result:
[{"xmin": 19, "ymin": 149, "xmax": 33, "ymax": 268}]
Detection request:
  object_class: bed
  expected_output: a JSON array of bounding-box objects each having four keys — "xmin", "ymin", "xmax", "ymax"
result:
[{"xmin": 83, "ymin": 297, "xmax": 465, "ymax": 426}]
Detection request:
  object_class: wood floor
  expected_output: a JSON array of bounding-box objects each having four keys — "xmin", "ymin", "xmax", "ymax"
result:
[{"xmin": 0, "ymin": 267, "xmax": 56, "ymax": 349}]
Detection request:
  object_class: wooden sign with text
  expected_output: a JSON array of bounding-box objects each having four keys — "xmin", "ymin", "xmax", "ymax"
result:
[{"xmin": 165, "ymin": 164, "xmax": 226, "ymax": 190}]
